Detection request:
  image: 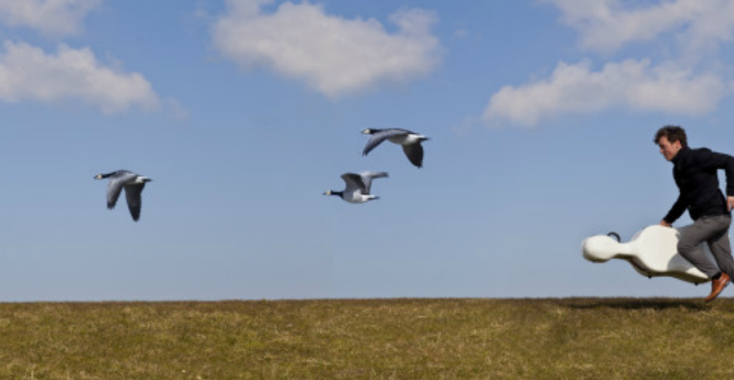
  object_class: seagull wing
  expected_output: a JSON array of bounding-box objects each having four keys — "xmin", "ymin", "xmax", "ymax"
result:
[
  {"xmin": 362, "ymin": 129, "xmax": 408, "ymax": 156},
  {"xmin": 106, "ymin": 171, "xmax": 136, "ymax": 209},
  {"xmin": 359, "ymin": 172, "xmax": 388, "ymax": 193},
  {"xmin": 402, "ymin": 143, "xmax": 424, "ymax": 168},
  {"xmin": 124, "ymin": 183, "xmax": 146, "ymax": 221}
]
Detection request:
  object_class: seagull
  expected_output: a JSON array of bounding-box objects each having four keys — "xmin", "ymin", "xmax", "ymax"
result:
[
  {"xmin": 324, "ymin": 172, "xmax": 388, "ymax": 203},
  {"xmin": 361, "ymin": 128, "xmax": 429, "ymax": 168},
  {"xmin": 94, "ymin": 170, "xmax": 152, "ymax": 221}
]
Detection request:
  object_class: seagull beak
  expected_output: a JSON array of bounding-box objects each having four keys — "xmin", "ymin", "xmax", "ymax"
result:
[
  {"xmin": 94, "ymin": 174, "xmax": 102, "ymax": 179},
  {"xmin": 323, "ymin": 191, "xmax": 331, "ymax": 196}
]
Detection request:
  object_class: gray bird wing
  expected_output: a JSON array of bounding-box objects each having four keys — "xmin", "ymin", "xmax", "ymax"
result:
[
  {"xmin": 402, "ymin": 143, "xmax": 424, "ymax": 168},
  {"xmin": 124, "ymin": 183, "xmax": 146, "ymax": 221},
  {"xmin": 359, "ymin": 172, "xmax": 388, "ymax": 193},
  {"xmin": 362, "ymin": 129, "xmax": 409, "ymax": 156},
  {"xmin": 106, "ymin": 171, "xmax": 137, "ymax": 209},
  {"xmin": 341, "ymin": 173, "xmax": 367, "ymax": 194}
]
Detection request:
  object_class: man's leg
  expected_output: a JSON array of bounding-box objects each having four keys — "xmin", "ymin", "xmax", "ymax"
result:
[
  {"xmin": 677, "ymin": 217, "xmax": 727, "ymax": 278},
  {"xmin": 707, "ymin": 215, "xmax": 734, "ymax": 278},
  {"xmin": 679, "ymin": 215, "xmax": 733, "ymax": 301}
]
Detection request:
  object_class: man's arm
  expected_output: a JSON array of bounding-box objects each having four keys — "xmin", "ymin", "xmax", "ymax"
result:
[
  {"xmin": 662, "ymin": 195, "xmax": 687, "ymax": 226},
  {"xmin": 703, "ymin": 150, "xmax": 734, "ymax": 194},
  {"xmin": 704, "ymin": 150, "xmax": 734, "ymax": 211}
]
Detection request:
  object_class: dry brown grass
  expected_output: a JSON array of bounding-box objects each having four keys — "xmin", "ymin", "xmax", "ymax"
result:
[{"xmin": 1, "ymin": 298, "xmax": 734, "ymax": 379}]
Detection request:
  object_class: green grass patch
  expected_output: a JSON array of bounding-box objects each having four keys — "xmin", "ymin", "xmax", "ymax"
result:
[{"xmin": 0, "ymin": 298, "xmax": 732, "ymax": 379}]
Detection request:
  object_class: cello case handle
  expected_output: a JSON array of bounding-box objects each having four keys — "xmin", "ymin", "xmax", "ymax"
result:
[{"xmin": 607, "ymin": 232, "xmax": 621, "ymax": 242}]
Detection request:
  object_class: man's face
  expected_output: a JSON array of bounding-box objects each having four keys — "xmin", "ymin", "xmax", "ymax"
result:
[{"xmin": 658, "ymin": 136, "xmax": 682, "ymax": 161}]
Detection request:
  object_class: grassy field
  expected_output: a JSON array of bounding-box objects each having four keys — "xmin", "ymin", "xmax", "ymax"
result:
[{"xmin": 2, "ymin": 298, "xmax": 734, "ymax": 379}]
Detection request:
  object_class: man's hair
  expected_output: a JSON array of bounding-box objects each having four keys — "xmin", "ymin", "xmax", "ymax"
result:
[{"xmin": 654, "ymin": 125, "xmax": 687, "ymax": 148}]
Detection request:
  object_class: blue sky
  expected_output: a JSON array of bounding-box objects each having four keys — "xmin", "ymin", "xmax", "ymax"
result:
[{"xmin": 2, "ymin": 0, "xmax": 734, "ymax": 301}]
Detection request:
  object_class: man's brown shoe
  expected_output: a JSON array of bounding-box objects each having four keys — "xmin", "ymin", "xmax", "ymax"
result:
[{"xmin": 705, "ymin": 272, "xmax": 730, "ymax": 302}]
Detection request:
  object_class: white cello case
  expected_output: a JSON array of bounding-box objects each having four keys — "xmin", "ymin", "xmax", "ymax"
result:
[{"xmin": 581, "ymin": 225, "xmax": 717, "ymax": 284}]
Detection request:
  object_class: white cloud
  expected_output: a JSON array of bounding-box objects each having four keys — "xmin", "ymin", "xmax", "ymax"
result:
[
  {"xmin": 483, "ymin": 59, "xmax": 727, "ymax": 127},
  {"xmin": 0, "ymin": 40, "xmax": 159, "ymax": 113},
  {"xmin": 212, "ymin": 0, "xmax": 442, "ymax": 98},
  {"xmin": 481, "ymin": 1, "xmax": 734, "ymax": 128},
  {"xmin": 0, "ymin": 0, "xmax": 102, "ymax": 36},
  {"xmin": 543, "ymin": 0, "xmax": 734, "ymax": 54}
]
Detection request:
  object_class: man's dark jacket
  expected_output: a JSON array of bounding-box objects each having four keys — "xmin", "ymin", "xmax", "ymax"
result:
[{"xmin": 664, "ymin": 146, "xmax": 734, "ymax": 223}]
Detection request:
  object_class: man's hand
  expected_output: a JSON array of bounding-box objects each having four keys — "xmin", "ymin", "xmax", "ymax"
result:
[
  {"xmin": 660, "ymin": 220, "xmax": 672, "ymax": 227},
  {"xmin": 728, "ymin": 196, "xmax": 734, "ymax": 212}
]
